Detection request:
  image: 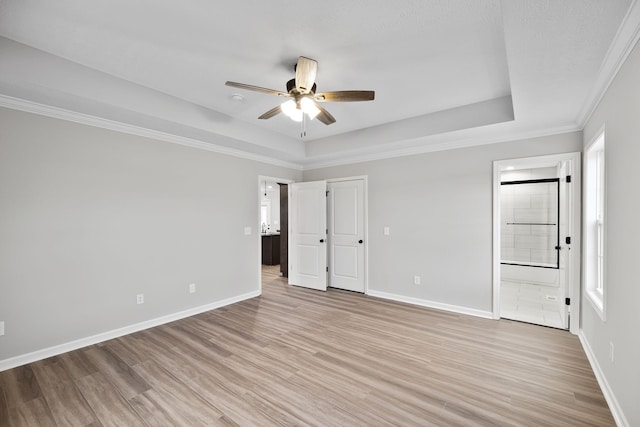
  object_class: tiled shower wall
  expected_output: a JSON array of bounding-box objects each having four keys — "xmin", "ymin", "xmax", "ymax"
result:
[{"xmin": 501, "ymin": 168, "xmax": 558, "ymax": 267}]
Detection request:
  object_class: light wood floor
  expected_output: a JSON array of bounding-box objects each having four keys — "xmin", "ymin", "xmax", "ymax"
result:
[{"xmin": 0, "ymin": 265, "xmax": 614, "ymax": 426}]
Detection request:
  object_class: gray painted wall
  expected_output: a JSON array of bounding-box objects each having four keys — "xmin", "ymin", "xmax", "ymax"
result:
[
  {"xmin": 304, "ymin": 133, "xmax": 582, "ymax": 314},
  {"xmin": 582, "ymin": 39, "xmax": 640, "ymax": 426},
  {"xmin": 0, "ymin": 107, "xmax": 301, "ymax": 362},
  {"xmin": 2, "ymin": 47, "xmax": 636, "ymax": 420}
]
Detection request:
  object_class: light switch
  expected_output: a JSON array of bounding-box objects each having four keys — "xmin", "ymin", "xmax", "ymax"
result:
[
  {"xmin": 383, "ymin": 226, "xmax": 390, "ymax": 235},
  {"xmin": 244, "ymin": 226, "xmax": 252, "ymax": 235}
]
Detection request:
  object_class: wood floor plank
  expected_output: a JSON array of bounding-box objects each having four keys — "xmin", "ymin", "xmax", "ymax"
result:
[
  {"xmin": 0, "ymin": 365, "xmax": 42, "ymax": 409},
  {"xmin": 74, "ymin": 372, "xmax": 146, "ymax": 427},
  {"xmin": 31, "ymin": 360, "xmax": 98, "ymax": 426},
  {"xmin": 131, "ymin": 359, "xmax": 225, "ymax": 425},
  {"xmin": 0, "ymin": 376, "xmax": 10, "ymax": 427},
  {"xmin": 83, "ymin": 345, "xmax": 151, "ymax": 400},
  {"xmin": 7, "ymin": 397, "xmax": 57, "ymax": 427},
  {"xmin": 58, "ymin": 350, "xmax": 99, "ymax": 382},
  {"xmin": 0, "ymin": 265, "xmax": 615, "ymax": 426}
]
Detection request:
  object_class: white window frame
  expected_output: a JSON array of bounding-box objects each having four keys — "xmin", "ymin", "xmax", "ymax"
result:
[{"xmin": 584, "ymin": 128, "xmax": 606, "ymax": 320}]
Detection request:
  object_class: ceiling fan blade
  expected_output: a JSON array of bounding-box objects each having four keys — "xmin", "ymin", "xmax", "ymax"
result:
[
  {"xmin": 258, "ymin": 105, "xmax": 282, "ymax": 120},
  {"xmin": 314, "ymin": 102, "xmax": 336, "ymax": 125},
  {"xmin": 225, "ymin": 81, "xmax": 290, "ymax": 97},
  {"xmin": 315, "ymin": 91, "xmax": 375, "ymax": 102},
  {"xmin": 295, "ymin": 56, "xmax": 318, "ymax": 94}
]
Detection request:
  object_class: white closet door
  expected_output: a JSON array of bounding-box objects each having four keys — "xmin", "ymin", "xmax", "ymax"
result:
[
  {"xmin": 328, "ymin": 179, "xmax": 365, "ymax": 292},
  {"xmin": 288, "ymin": 181, "xmax": 327, "ymax": 291}
]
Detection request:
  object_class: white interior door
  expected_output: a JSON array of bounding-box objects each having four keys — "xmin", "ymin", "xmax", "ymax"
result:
[
  {"xmin": 288, "ymin": 181, "xmax": 327, "ymax": 291},
  {"xmin": 328, "ymin": 180, "xmax": 365, "ymax": 292}
]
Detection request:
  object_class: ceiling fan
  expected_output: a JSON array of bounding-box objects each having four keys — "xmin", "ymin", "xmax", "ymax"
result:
[{"xmin": 225, "ymin": 56, "xmax": 375, "ymax": 126}]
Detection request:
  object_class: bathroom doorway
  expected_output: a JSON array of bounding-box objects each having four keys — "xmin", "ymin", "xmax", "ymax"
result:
[
  {"xmin": 500, "ymin": 174, "xmax": 564, "ymax": 328},
  {"xmin": 492, "ymin": 153, "xmax": 581, "ymax": 333}
]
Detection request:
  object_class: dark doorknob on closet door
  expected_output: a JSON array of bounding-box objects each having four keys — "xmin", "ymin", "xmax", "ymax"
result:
[
  {"xmin": 358, "ymin": 240, "xmax": 363, "ymax": 244},
  {"xmin": 319, "ymin": 239, "xmax": 325, "ymax": 243}
]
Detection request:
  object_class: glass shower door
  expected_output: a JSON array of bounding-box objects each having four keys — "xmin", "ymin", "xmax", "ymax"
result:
[
  {"xmin": 500, "ymin": 178, "xmax": 564, "ymax": 328},
  {"xmin": 501, "ymin": 179, "xmax": 559, "ymax": 268}
]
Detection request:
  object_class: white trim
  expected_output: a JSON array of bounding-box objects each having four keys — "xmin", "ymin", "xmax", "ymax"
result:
[
  {"xmin": 568, "ymin": 154, "xmax": 582, "ymax": 335},
  {"xmin": 492, "ymin": 152, "xmax": 582, "ymax": 334},
  {"xmin": 325, "ymin": 175, "xmax": 369, "ymax": 183},
  {"xmin": 492, "ymin": 163, "xmax": 502, "ymax": 320},
  {"xmin": 0, "ymin": 93, "xmax": 584, "ymax": 173},
  {"xmin": 579, "ymin": 330, "xmax": 630, "ymax": 427},
  {"xmin": 0, "ymin": 290, "xmax": 260, "ymax": 372},
  {"xmin": 302, "ymin": 125, "xmax": 581, "ymax": 170},
  {"xmin": 578, "ymin": 0, "xmax": 640, "ymax": 127},
  {"xmin": 367, "ymin": 290, "xmax": 493, "ymax": 319},
  {"xmin": 583, "ymin": 127, "xmax": 607, "ymax": 321},
  {"xmin": 0, "ymin": 94, "xmax": 304, "ymax": 171}
]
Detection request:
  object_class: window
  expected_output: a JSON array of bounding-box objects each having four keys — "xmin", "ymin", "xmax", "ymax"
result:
[
  {"xmin": 260, "ymin": 200, "xmax": 271, "ymax": 233},
  {"xmin": 584, "ymin": 130, "xmax": 606, "ymax": 319}
]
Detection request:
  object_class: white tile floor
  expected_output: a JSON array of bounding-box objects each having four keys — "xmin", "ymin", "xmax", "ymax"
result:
[{"xmin": 500, "ymin": 281, "xmax": 564, "ymax": 329}]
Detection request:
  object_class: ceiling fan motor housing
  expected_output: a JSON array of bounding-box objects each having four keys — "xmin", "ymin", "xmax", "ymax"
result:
[{"xmin": 286, "ymin": 78, "xmax": 316, "ymax": 95}]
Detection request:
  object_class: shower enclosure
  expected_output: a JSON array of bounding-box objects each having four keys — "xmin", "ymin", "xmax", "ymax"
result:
[{"xmin": 500, "ymin": 178, "xmax": 565, "ymax": 328}]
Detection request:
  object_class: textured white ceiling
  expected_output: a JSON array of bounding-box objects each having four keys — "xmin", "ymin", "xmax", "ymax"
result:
[{"xmin": 0, "ymin": 0, "xmax": 635, "ymax": 166}]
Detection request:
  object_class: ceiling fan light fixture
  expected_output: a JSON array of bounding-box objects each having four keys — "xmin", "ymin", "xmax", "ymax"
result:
[
  {"xmin": 290, "ymin": 109, "xmax": 303, "ymax": 122},
  {"xmin": 281, "ymin": 99, "xmax": 296, "ymax": 117},
  {"xmin": 300, "ymin": 96, "xmax": 320, "ymax": 120},
  {"xmin": 227, "ymin": 56, "xmax": 374, "ymax": 128},
  {"xmin": 281, "ymin": 99, "xmax": 303, "ymax": 122}
]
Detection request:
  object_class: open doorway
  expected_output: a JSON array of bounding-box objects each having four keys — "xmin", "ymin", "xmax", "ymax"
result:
[
  {"xmin": 258, "ymin": 176, "xmax": 293, "ymax": 289},
  {"xmin": 492, "ymin": 153, "xmax": 581, "ymax": 333}
]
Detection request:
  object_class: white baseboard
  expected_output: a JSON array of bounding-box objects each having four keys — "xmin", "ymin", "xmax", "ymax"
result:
[
  {"xmin": 366, "ymin": 290, "xmax": 493, "ymax": 319},
  {"xmin": 579, "ymin": 329, "xmax": 629, "ymax": 427},
  {"xmin": 0, "ymin": 290, "xmax": 261, "ymax": 372}
]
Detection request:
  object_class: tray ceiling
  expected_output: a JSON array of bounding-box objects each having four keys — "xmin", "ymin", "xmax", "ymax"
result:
[{"xmin": 0, "ymin": 0, "xmax": 635, "ymax": 167}]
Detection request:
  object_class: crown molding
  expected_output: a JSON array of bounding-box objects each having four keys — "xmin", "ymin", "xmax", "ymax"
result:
[
  {"xmin": 577, "ymin": 0, "xmax": 640, "ymax": 127},
  {"xmin": 0, "ymin": 94, "xmax": 305, "ymax": 171},
  {"xmin": 301, "ymin": 124, "xmax": 581, "ymax": 170},
  {"xmin": 1, "ymin": 94, "xmax": 583, "ymax": 173}
]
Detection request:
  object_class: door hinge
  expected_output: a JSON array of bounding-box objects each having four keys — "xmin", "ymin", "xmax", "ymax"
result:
[
  {"xmin": 326, "ymin": 266, "xmax": 328, "ymax": 272},
  {"xmin": 566, "ymin": 175, "xmax": 572, "ymax": 183},
  {"xmin": 565, "ymin": 298, "xmax": 571, "ymax": 306},
  {"xmin": 326, "ymin": 190, "xmax": 329, "ymax": 196},
  {"xmin": 565, "ymin": 236, "xmax": 571, "ymax": 245}
]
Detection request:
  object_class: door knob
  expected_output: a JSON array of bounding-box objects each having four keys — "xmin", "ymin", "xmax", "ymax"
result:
[
  {"xmin": 358, "ymin": 240, "xmax": 363, "ymax": 244},
  {"xmin": 320, "ymin": 239, "xmax": 325, "ymax": 243}
]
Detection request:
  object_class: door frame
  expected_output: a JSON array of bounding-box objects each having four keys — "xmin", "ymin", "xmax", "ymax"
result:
[
  {"xmin": 492, "ymin": 153, "xmax": 581, "ymax": 334},
  {"xmin": 258, "ymin": 175, "xmax": 294, "ymax": 293},
  {"xmin": 260, "ymin": 175, "xmax": 369, "ymax": 294},
  {"xmin": 326, "ymin": 176, "xmax": 369, "ymax": 294}
]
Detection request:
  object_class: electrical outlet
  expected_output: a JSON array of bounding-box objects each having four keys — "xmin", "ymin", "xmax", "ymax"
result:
[
  {"xmin": 136, "ymin": 294, "xmax": 144, "ymax": 305},
  {"xmin": 189, "ymin": 283, "xmax": 196, "ymax": 294},
  {"xmin": 413, "ymin": 275, "xmax": 421, "ymax": 285},
  {"xmin": 609, "ymin": 342, "xmax": 614, "ymax": 362},
  {"xmin": 0, "ymin": 321, "xmax": 4, "ymax": 336},
  {"xmin": 244, "ymin": 226, "xmax": 252, "ymax": 235},
  {"xmin": 383, "ymin": 226, "xmax": 390, "ymax": 235}
]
